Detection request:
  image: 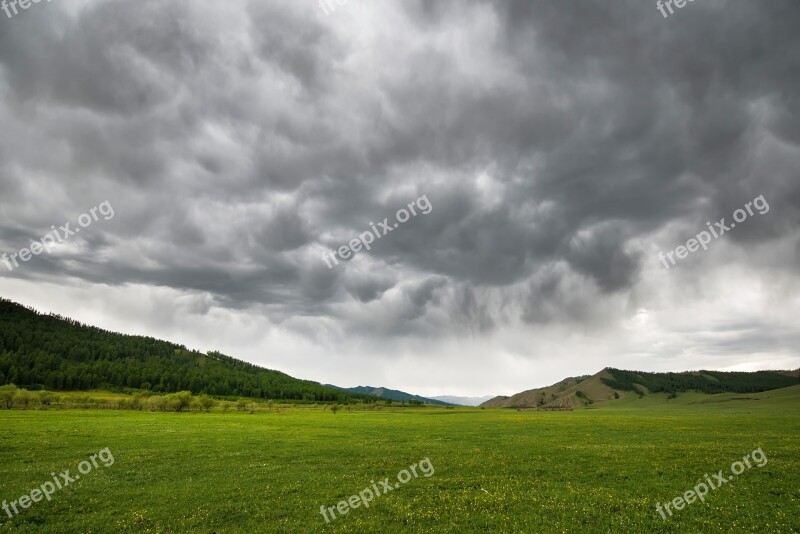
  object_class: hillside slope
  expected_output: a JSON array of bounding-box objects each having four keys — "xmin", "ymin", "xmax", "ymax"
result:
[
  {"xmin": 481, "ymin": 368, "xmax": 799, "ymax": 409},
  {"xmin": 481, "ymin": 372, "xmax": 610, "ymax": 409},
  {"xmin": 0, "ymin": 298, "xmax": 366, "ymax": 402}
]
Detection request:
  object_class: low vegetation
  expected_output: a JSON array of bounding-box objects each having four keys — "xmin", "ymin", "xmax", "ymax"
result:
[
  {"xmin": 0, "ymin": 389, "xmax": 798, "ymax": 533},
  {"xmin": 0, "ymin": 385, "xmax": 423, "ymax": 414}
]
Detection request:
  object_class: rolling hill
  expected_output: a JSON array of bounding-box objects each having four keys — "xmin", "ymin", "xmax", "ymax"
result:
[
  {"xmin": 481, "ymin": 367, "xmax": 800, "ymax": 409},
  {"xmin": 0, "ymin": 298, "xmax": 368, "ymax": 403}
]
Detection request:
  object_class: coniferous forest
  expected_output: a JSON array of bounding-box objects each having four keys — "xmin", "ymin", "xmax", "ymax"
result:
[
  {"xmin": 0, "ymin": 298, "xmax": 364, "ymax": 402},
  {"xmin": 602, "ymin": 367, "xmax": 799, "ymax": 396}
]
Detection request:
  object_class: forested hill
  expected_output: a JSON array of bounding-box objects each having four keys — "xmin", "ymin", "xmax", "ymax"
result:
[
  {"xmin": 602, "ymin": 368, "xmax": 799, "ymax": 395},
  {"xmin": 0, "ymin": 298, "xmax": 363, "ymax": 402}
]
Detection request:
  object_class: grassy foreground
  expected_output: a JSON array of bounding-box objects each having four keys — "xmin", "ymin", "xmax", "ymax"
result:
[{"xmin": 1, "ymin": 390, "xmax": 799, "ymax": 533}]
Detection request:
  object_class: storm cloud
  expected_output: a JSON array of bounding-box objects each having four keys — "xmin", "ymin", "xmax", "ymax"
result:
[{"xmin": 1, "ymin": 0, "xmax": 798, "ymax": 395}]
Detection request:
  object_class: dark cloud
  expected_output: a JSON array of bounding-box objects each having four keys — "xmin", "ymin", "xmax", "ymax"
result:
[{"xmin": 0, "ymin": 0, "xmax": 799, "ymax": 385}]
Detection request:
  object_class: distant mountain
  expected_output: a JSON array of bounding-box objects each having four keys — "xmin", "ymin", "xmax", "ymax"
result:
[
  {"xmin": 0, "ymin": 298, "xmax": 369, "ymax": 403},
  {"xmin": 430, "ymin": 395, "xmax": 496, "ymax": 407},
  {"xmin": 481, "ymin": 368, "xmax": 800, "ymax": 409},
  {"xmin": 326, "ymin": 385, "xmax": 452, "ymax": 405}
]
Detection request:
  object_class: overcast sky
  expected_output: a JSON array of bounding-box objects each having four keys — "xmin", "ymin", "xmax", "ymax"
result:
[{"xmin": 1, "ymin": 0, "xmax": 799, "ymax": 397}]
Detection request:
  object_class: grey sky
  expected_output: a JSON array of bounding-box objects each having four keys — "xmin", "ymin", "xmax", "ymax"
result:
[{"xmin": 1, "ymin": 0, "xmax": 798, "ymax": 396}]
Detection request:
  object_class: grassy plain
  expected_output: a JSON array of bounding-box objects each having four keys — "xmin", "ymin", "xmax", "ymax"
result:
[{"xmin": 1, "ymin": 387, "xmax": 799, "ymax": 533}]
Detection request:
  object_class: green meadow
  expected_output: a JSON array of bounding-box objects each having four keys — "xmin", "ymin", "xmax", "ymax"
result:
[{"xmin": 1, "ymin": 388, "xmax": 799, "ymax": 533}]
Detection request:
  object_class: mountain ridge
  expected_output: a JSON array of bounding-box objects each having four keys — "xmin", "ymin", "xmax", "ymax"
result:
[
  {"xmin": 430, "ymin": 395, "xmax": 496, "ymax": 407},
  {"xmin": 325, "ymin": 384, "xmax": 452, "ymax": 405}
]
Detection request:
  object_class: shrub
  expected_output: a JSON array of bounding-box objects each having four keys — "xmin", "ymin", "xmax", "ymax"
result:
[
  {"xmin": 14, "ymin": 389, "xmax": 34, "ymax": 410},
  {"xmin": 164, "ymin": 391, "xmax": 192, "ymax": 412},
  {"xmin": 0, "ymin": 384, "xmax": 18, "ymax": 409},
  {"xmin": 146, "ymin": 396, "xmax": 166, "ymax": 412},
  {"xmin": 198, "ymin": 395, "xmax": 218, "ymax": 412}
]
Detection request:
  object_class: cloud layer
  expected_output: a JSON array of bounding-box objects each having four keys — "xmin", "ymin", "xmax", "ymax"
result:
[{"xmin": 1, "ymin": 0, "xmax": 799, "ymax": 395}]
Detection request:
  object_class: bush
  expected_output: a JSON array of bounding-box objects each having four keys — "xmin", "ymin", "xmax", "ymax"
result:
[
  {"xmin": 38, "ymin": 391, "xmax": 53, "ymax": 407},
  {"xmin": 146, "ymin": 396, "xmax": 166, "ymax": 412},
  {"xmin": 0, "ymin": 384, "xmax": 18, "ymax": 409},
  {"xmin": 198, "ymin": 395, "xmax": 218, "ymax": 412},
  {"xmin": 164, "ymin": 391, "xmax": 193, "ymax": 412},
  {"xmin": 14, "ymin": 389, "xmax": 34, "ymax": 410}
]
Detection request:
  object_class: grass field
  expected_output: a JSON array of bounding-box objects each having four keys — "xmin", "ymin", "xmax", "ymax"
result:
[{"xmin": 1, "ymin": 388, "xmax": 799, "ymax": 533}]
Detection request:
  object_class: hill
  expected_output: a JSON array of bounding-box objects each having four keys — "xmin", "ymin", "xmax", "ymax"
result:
[
  {"xmin": 481, "ymin": 367, "xmax": 799, "ymax": 409},
  {"xmin": 0, "ymin": 298, "xmax": 367, "ymax": 403},
  {"xmin": 326, "ymin": 384, "xmax": 452, "ymax": 405}
]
